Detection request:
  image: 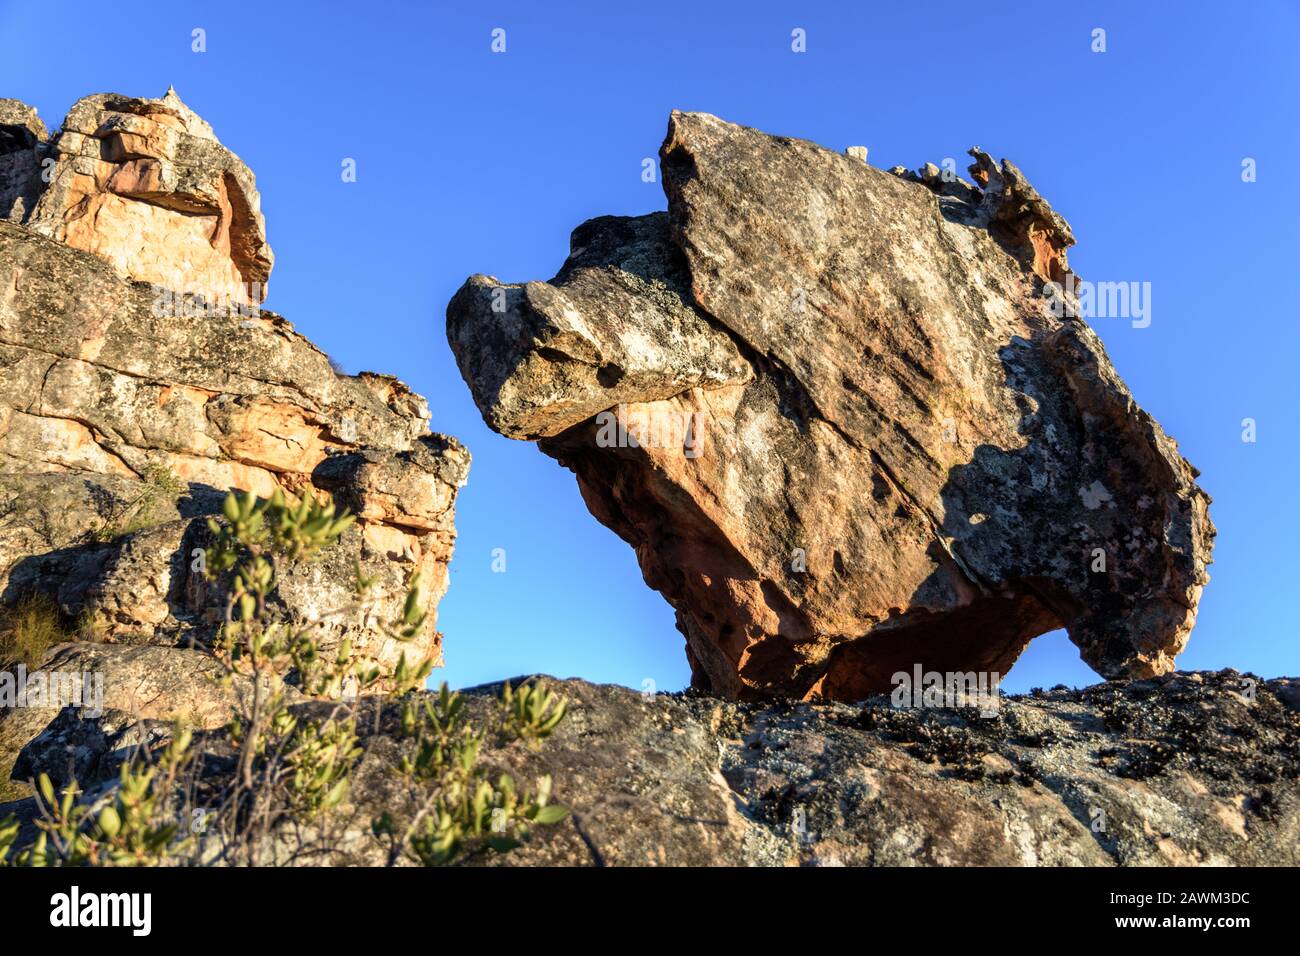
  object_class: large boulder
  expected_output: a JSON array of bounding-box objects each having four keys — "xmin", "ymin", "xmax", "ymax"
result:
[{"xmin": 448, "ymin": 111, "xmax": 1214, "ymax": 701}]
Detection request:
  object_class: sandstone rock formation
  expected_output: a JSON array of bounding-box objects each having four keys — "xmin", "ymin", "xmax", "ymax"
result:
[
  {"xmin": 0, "ymin": 91, "xmax": 469, "ymax": 792},
  {"xmin": 449, "ymin": 111, "xmax": 1214, "ymax": 701},
  {"xmin": 4, "ymin": 669, "xmax": 1293, "ymax": 865},
  {"xmin": 1, "ymin": 88, "xmax": 271, "ymax": 308}
]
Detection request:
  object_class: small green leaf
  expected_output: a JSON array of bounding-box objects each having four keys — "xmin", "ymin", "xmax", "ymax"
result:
[
  {"xmin": 532, "ymin": 804, "xmax": 569, "ymax": 825},
  {"xmin": 37, "ymin": 773, "xmax": 55, "ymax": 806},
  {"xmin": 98, "ymin": 805, "xmax": 122, "ymax": 838}
]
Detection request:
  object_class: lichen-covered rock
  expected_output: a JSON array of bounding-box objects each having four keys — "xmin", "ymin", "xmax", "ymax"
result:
[
  {"xmin": 456, "ymin": 670, "xmax": 1293, "ymax": 867},
  {"xmin": 448, "ymin": 111, "xmax": 1214, "ymax": 701},
  {"xmin": 0, "ymin": 641, "xmax": 298, "ymax": 803},
  {"xmin": 7, "ymin": 669, "xmax": 1289, "ymax": 866},
  {"xmin": 447, "ymin": 214, "xmax": 752, "ymax": 440}
]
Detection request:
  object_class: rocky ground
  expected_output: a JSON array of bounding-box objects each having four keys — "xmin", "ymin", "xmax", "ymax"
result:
[
  {"xmin": 446, "ymin": 670, "xmax": 1299, "ymax": 866},
  {"xmin": 2, "ymin": 669, "xmax": 1295, "ymax": 865}
]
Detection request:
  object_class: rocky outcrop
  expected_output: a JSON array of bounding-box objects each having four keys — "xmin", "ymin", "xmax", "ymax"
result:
[
  {"xmin": 0, "ymin": 92, "xmax": 468, "ymax": 727},
  {"xmin": 448, "ymin": 111, "xmax": 1214, "ymax": 701},
  {"xmin": 2, "ymin": 88, "xmax": 271, "ymax": 307},
  {"xmin": 466, "ymin": 670, "xmax": 1296, "ymax": 866},
  {"xmin": 0, "ymin": 642, "xmax": 258, "ymax": 803},
  {"xmin": 4, "ymin": 668, "xmax": 1293, "ymax": 865}
]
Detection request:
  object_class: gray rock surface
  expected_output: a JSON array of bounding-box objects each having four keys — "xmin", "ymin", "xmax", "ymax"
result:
[
  {"xmin": 438, "ymin": 671, "xmax": 1298, "ymax": 866},
  {"xmin": 4, "ymin": 669, "xmax": 1293, "ymax": 866}
]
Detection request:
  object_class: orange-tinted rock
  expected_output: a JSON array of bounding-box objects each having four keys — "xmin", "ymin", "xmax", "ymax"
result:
[
  {"xmin": 0, "ymin": 92, "xmax": 469, "ymax": 674},
  {"xmin": 5, "ymin": 88, "xmax": 272, "ymax": 308}
]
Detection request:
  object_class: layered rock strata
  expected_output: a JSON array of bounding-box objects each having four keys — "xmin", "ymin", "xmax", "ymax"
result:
[{"xmin": 0, "ymin": 92, "xmax": 468, "ymax": 773}]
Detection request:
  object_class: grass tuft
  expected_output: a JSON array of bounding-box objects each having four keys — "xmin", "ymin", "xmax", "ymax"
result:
[{"xmin": 0, "ymin": 593, "xmax": 68, "ymax": 668}]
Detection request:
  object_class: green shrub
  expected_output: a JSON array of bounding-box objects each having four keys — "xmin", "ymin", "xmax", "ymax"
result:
[
  {"xmin": 373, "ymin": 680, "xmax": 568, "ymax": 865},
  {"xmin": 10, "ymin": 731, "xmax": 192, "ymax": 867},
  {"xmin": 1, "ymin": 487, "xmax": 569, "ymax": 868},
  {"xmin": 500, "ymin": 679, "xmax": 568, "ymax": 749}
]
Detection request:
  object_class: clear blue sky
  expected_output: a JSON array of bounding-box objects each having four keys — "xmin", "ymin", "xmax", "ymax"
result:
[{"xmin": 3, "ymin": 1, "xmax": 1295, "ymax": 692}]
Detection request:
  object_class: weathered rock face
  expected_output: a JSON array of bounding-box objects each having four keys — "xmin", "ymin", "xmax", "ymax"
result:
[
  {"xmin": 5, "ymin": 669, "xmax": 1292, "ymax": 865},
  {"xmin": 0, "ymin": 642, "xmax": 270, "ymax": 803},
  {"xmin": 0, "ymin": 91, "xmax": 469, "ymax": 679},
  {"xmin": 457, "ymin": 670, "xmax": 1296, "ymax": 867},
  {"xmin": 449, "ymin": 111, "xmax": 1214, "ymax": 701},
  {"xmin": 0, "ymin": 99, "xmax": 48, "ymax": 233},
  {"xmin": 2, "ymin": 89, "xmax": 271, "ymax": 307}
]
